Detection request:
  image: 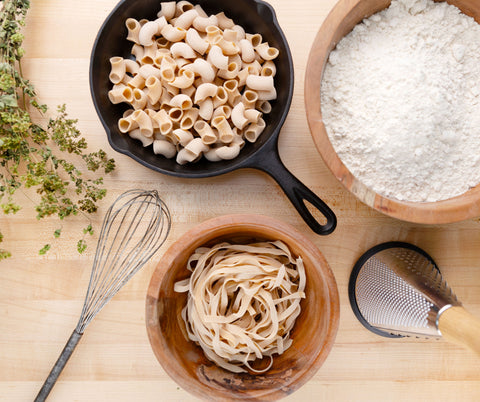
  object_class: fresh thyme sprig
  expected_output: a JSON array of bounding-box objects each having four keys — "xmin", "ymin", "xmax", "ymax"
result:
[{"xmin": 0, "ymin": 0, "xmax": 115, "ymax": 259}]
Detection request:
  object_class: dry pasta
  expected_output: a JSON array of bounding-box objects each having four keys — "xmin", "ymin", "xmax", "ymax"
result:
[
  {"xmin": 158, "ymin": 1, "xmax": 176, "ymax": 20},
  {"xmin": 108, "ymin": 1, "xmax": 278, "ymax": 164},
  {"xmin": 192, "ymin": 15, "xmax": 218, "ymax": 31},
  {"xmin": 174, "ymin": 240, "xmax": 306, "ymax": 373},
  {"xmin": 170, "ymin": 93, "xmax": 192, "ymax": 109}
]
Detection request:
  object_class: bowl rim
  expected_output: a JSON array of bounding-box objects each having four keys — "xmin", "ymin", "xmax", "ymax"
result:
[
  {"xmin": 145, "ymin": 214, "xmax": 340, "ymax": 400},
  {"xmin": 304, "ymin": 0, "xmax": 480, "ymax": 224}
]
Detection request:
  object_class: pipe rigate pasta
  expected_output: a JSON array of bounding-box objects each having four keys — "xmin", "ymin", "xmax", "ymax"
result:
[
  {"xmin": 170, "ymin": 93, "xmax": 192, "ymax": 109},
  {"xmin": 161, "ymin": 24, "xmax": 186, "ymax": 42},
  {"xmin": 129, "ymin": 128, "xmax": 153, "ymax": 146},
  {"xmin": 257, "ymin": 100, "xmax": 272, "ymax": 114},
  {"xmin": 215, "ymin": 11, "xmax": 235, "ymax": 30},
  {"xmin": 215, "ymin": 142, "xmax": 241, "ymax": 160},
  {"xmin": 194, "ymin": 83, "xmax": 217, "ymax": 103},
  {"xmin": 231, "ymin": 24, "xmax": 246, "ymax": 40},
  {"xmin": 158, "ymin": 1, "xmax": 176, "ymax": 20},
  {"xmin": 179, "ymin": 108, "xmax": 199, "ymax": 130},
  {"xmin": 239, "ymin": 39, "xmax": 255, "ymax": 63},
  {"xmin": 145, "ymin": 76, "xmax": 163, "ymax": 104},
  {"xmin": 131, "ymin": 109, "xmax": 153, "ymax": 137},
  {"xmin": 108, "ymin": 84, "xmax": 132, "ymax": 105},
  {"xmin": 153, "ymin": 139, "xmax": 177, "ymax": 158},
  {"xmin": 246, "ymin": 32, "xmax": 262, "ymax": 48},
  {"xmin": 124, "ymin": 58, "xmax": 140, "ymax": 75},
  {"xmin": 138, "ymin": 20, "xmax": 161, "ymax": 46},
  {"xmin": 184, "ymin": 137, "xmax": 208, "ymax": 156},
  {"xmin": 197, "ymin": 98, "xmax": 214, "ymax": 121},
  {"xmin": 170, "ymin": 42, "xmax": 196, "ymax": 59},
  {"xmin": 244, "ymin": 108, "xmax": 261, "ymax": 124},
  {"xmin": 217, "ymin": 38, "xmax": 240, "ymax": 56},
  {"xmin": 255, "ymin": 42, "xmax": 280, "ymax": 61},
  {"xmin": 176, "ymin": 1, "xmax": 195, "ymax": 15},
  {"xmin": 173, "ymin": 9, "xmax": 198, "ymax": 29},
  {"xmin": 205, "ymin": 25, "xmax": 223, "ymax": 44},
  {"xmin": 127, "ymin": 73, "xmax": 146, "ymax": 90},
  {"xmin": 185, "ymin": 28, "xmax": 208, "ymax": 55},
  {"xmin": 125, "ymin": 18, "xmax": 141, "ymax": 43},
  {"xmin": 176, "ymin": 147, "xmax": 198, "ymax": 164},
  {"xmin": 211, "ymin": 105, "xmax": 232, "ymax": 120},
  {"xmin": 212, "ymin": 115, "xmax": 234, "ymax": 143},
  {"xmin": 108, "ymin": 57, "xmax": 126, "ymax": 84},
  {"xmin": 140, "ymin": 43, "xmax": 157, "ymax": 64},
  {"xmin": 131, "ymin": 88, "xmax": 148, "ymax": 110},
  {"xmin": 164, "ymin": 82, "xmax": 180, "ymax": 96},
  {"xmin": 257, "ymin": 87, "xmax": 277, "ymax": 101},
  {"xmin": 245, "ymin": 118, "xmax": 266, "ymax": 143},
  {"xmin": 261, "ymin": 60, "xmax": 276, "ymax": 77},
  {"xmin": 194, "ymin": 120, "xmax": 217, "ymax": 144},
  {"xmin": 169, "ymin": 68, "xmax": 195, "ymax": 88},
  {"xmin": 108, "ymin": 1, "xmax": 278, "ymax": 164},
  {"xmin": 213, "ymin": 86, "xmax": 228, "ymax": 108},
  {"xmin": 191, "ymin": 58, "xmax": 215, "ymax": 82},
  {"xmin": 222, "ymin": 28, "xmax": 238, "ymax": 42},
  {"xmin": 172, "ymin": 128, "xmax": 193, "ymax": 146},
  {"xmin": 192, "ymin": 15, "xmax": 218, "ymax": 32},
  {"xmin": 231, "ymin": 102, "xmax": 248, "ymax": 130},
  {"xmin": 168, "ymin": 107, "xmax": 183, "ymax": 122},
  {"xmin": 217, "ymin": 61, "xmax": 240, "ymax": 80},
  {"xmin": 152, "ymin": 109, "xmax": 173, "ymax": 135},
  {"xmin": 118, "ymin": 114, "xmax": 137, "ymax": 133},
  {"xmin": 246, "ymin": 75, "xmax": 274, "ymax": 92},
  {"xmin": 181, "ymin": 84, "xmax": 196, "ymax": 98},
  {"xmin": 207, "ymin": 45, "xmax": 229, "ymax": 70}
]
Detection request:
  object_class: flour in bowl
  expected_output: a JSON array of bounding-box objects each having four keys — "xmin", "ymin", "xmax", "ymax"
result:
[{"xmin": 321, "ymin": 0, "xmax": 480, "ymax": 202}]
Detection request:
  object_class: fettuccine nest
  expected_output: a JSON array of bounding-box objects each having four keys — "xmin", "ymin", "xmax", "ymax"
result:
[{"xmin": 174, "ymin": 240, "xmax": 306, "ymax": 373}]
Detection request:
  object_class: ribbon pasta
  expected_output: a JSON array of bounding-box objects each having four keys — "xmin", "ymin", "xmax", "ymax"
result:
[{"xmin": 174, "ymin": 240, "xmax": 306, "ymax": 373}]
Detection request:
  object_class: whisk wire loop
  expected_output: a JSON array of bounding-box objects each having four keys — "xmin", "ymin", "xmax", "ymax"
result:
[{"xmin": 76, "ymin": 189, "xmax": 170, "ymax": 333}]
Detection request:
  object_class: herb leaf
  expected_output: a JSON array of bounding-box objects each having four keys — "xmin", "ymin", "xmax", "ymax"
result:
[
  {"xmin": 77, "ymin": 239, "xmax": 87, "ymax": 254},
  {"xmin": 39, "ymin": 244, "xmax": 51, "ymax": 255},
  {"xmin": 0, "ymin": 0, "xmax": 115, "ymax": 258}
]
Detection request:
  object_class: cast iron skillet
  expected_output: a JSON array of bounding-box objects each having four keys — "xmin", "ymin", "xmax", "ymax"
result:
[{"xmin": 90, "ymin": 0, "xmax": 336, "ymax": 235}]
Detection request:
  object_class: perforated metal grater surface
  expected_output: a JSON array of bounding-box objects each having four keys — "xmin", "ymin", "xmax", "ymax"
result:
[{"xmin": 349, "ymin": 242, "xmax": 460, "ymax": 339}]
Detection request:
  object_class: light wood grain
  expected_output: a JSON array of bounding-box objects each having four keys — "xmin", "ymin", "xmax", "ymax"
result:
[
  {"xmin": 438, "ymin": 306, "xmax": 480, "ymax": 356},
  {"xmin": 1, "ymin": 0, "xmax": 480, "ymax": 401}
]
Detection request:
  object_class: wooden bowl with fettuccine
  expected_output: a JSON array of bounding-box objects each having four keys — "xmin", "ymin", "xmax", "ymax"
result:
[{"xmin": 145, "ymin": 214, "xmax": 339, "ymax": 401}]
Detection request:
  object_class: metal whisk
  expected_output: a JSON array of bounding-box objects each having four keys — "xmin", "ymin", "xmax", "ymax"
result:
[{"xmin": 35, "ymin": 189, "xmax": 171, "ymax": 402}]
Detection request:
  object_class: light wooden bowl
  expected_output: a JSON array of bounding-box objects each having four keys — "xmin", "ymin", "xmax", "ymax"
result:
[
  {"xmin": 305, "ymin": 0, "xmax": 480, "ymax": 224},
  {"xmin": 146, "ymin": 215, "xmax": 340, "ymax": 401}
]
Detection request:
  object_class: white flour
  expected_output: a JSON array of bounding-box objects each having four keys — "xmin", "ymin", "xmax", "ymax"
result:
[{"xmin": 321, "ymin": 0, "xmax": 480, "ymax": 202}]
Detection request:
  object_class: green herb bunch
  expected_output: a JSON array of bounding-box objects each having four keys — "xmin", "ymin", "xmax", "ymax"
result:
[{"xmin": 0, "ymin": 0, "xmax": 115, "ymax": 259}]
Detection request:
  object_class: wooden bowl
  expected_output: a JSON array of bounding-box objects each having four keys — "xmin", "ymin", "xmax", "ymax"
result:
[
  {"xmin": 146, "ymin": 215, "xmax": 340, "ymax": 401},
  {"xmin": 305, "ymin": 0, "xmax": 480, "ymax": 224}
]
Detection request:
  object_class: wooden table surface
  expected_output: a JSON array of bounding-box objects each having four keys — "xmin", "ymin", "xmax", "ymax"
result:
[{"xmin": 1, "ymin": 0, "xmax": 479, "ymax": 401}]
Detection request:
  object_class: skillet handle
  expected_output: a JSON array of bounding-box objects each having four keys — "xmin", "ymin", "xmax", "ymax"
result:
[{"xmin": 245, "ymin": 146, "xmax": 337, "ymax": 235}]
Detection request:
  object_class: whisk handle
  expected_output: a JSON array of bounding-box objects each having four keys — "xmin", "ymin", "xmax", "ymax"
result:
[
  {"xmin": 438, "ymin": 306, "xmax": 480, "ymax": 356},
  {"xmin": 34, "ymin": 329, "xmax": 83, "ymax": 402}
]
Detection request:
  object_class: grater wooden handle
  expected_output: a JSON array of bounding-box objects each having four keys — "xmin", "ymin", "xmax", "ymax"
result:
[{"xmin": 438, "ymin": 306, "xmax": 480, "ymax": 356}]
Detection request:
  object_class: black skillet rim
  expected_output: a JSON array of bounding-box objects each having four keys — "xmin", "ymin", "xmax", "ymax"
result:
[{"xmin": 89, "ymin": 0, "xmax": 294, "ymax": 179}]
